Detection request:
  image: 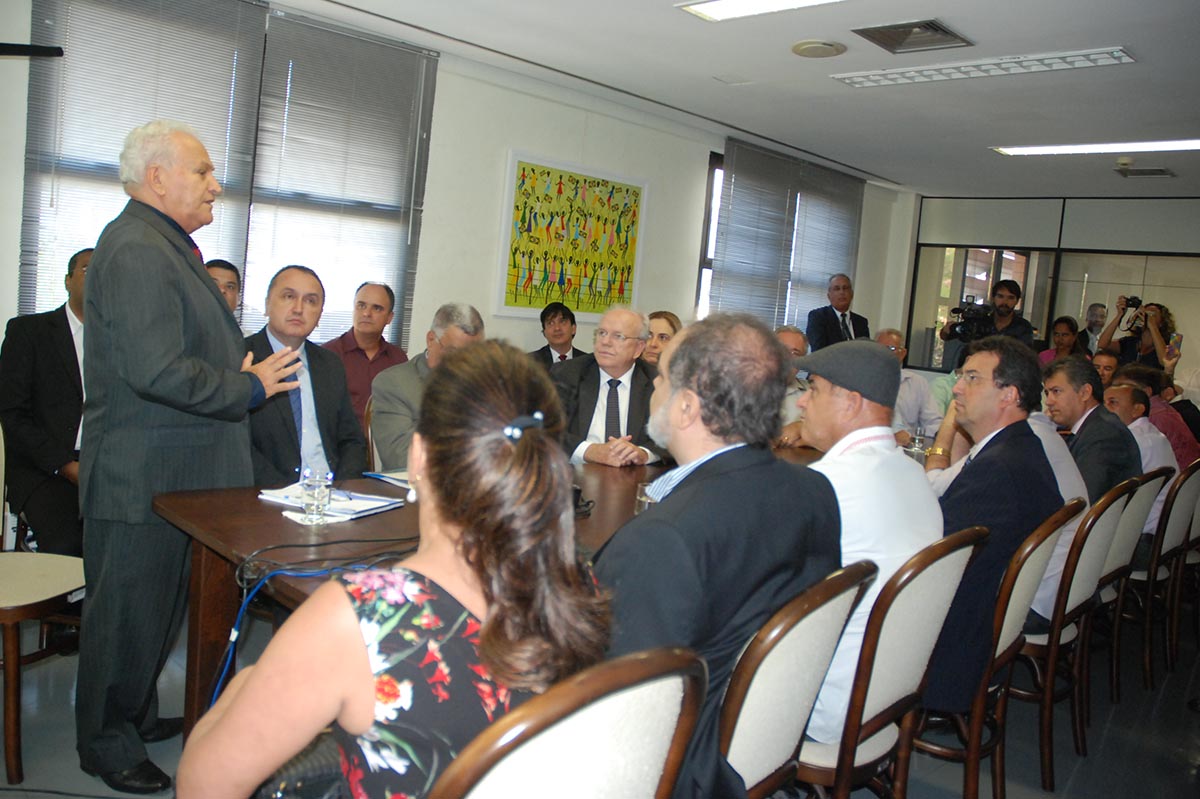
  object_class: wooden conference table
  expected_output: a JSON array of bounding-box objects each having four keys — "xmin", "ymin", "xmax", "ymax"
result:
[{"xmin": 154, "ymin": 447, "xmax": 822, "ymax": 732}]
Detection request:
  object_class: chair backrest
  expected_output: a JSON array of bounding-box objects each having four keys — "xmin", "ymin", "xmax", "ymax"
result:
[
  {"xmin": 429, "ymin": 648, "xmax": 706, "ymax": 799},
  {"xmin": 363, "ymin": 396, "xmax": 376, "ymax": 472},
  {"xmin": 850, "ymin": 526, "xmax": 988, "ymax": 747},
  {"xmin": 1102, "ymin": 467, "xmax": 1174, "ymax": 582},
  {"xmin": 718, "ymin": 561, "xmax": 878, "ymax": 792},
  {"xmin": 1056, "ymin": 479, "xmax": 1138, "ymax": 619},
  {"xmin": 994, "ymin": 499, "xmax": 1086, "ymax": 661},
  {"xmin": 0, "ymin": 421, "xmax": 10, "ymax": 551},
  {"xmin": 1150, "ymin": 458, "xmax": 1200, "ymax": 569}
]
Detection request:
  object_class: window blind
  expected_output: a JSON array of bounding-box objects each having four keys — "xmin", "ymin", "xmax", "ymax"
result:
[
  {"xmin": 21, "ymin": 0, "xmax": 267, "ymax": 314},
  {"xmin": 709, "ymin": 139, "xmax": 864, "ymax": 329}
]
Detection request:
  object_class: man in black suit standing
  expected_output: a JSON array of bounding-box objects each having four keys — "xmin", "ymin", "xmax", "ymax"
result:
[
  {"xmin": 528, "ymin": 301, "xmax": 586, "ymax": 370},
  {"xmin": 594, "ymin": 313, "xmax": 841, "ymax": 799},
  {"xmin": 77, "ymin": 120, "xmax": 299, "ymax": 793},
  {"xmin": 920, "ymin": 336, "xmax": 1064, "ymax": 712},
  {"xmin": 246, "ymin": 266, "xmax": 366, "ymax": 488},
  {"xmin": 1043, "ymin": 355, "xmax": 1141, "ymax": 503},
  {"xmin": 806, "ymin": 273, "xmax": 870, "ymax": 351},
  {"xmin": 552, "ymin": 307, "xmax": 661, "ymax": 466},
  {"xmin": 0, "ymin": 248, "xmax": 91, "ymax": 556}
]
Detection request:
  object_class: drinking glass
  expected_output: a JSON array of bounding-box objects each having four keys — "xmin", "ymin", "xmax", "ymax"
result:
[{"xmin": 301, "ymin": 472, "xmax": 332, "ymax": 524}]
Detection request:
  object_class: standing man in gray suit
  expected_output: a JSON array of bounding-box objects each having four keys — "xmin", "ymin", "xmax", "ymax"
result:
[
  {"xmin": 76, "ymin": 120, "xmax": 299, "ymax": 794},
  {"xmin": 370, "ymin": 303, "xmax": 485, "ymax": 470}
]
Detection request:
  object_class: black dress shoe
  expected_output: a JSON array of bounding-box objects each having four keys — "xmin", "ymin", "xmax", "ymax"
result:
[
  {"xmin": 139, "ymin": 716, "xmax": 184, "ymax": 743},
  {"xmin": 82, "ymin": 760, "xmax": 172, "ymax": 794}
]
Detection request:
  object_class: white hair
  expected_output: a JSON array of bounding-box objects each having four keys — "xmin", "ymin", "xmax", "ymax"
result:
[
  {"xmin": 118, "ymin": 120, "xmax": 199, "ymax": 185},
  {"xmin": 604, "ymin": 306, "xmax": 650, "ymax": 340}
]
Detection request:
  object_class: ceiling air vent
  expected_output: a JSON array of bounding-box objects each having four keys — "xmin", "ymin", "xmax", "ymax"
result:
[
  {"xmin": 853, "ymin": 20, "xmax": 973, "ymax": 55},
  {"xmin": 1114, "ymin": 166, "xmax": 1176, "ymax": 179}
]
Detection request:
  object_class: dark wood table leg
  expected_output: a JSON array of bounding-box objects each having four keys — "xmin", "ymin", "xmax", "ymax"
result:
[{"xmin": 184, "ymin": 543, "xmax": 239, "ymax": 737}]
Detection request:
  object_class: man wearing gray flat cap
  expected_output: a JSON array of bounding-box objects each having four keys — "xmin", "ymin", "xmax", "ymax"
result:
[{"xmin": 793, "ymin": 340, "xmax": 943, "ymax": 743}]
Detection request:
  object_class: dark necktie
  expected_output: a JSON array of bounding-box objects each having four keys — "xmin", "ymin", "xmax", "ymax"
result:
[
  {"xmin": 558, "ymin": 352, "xmax": 567, "ymax": 362},
  {"xmin": 288, "ymin": 388, "xmax": 303, "ymax": 441},
  {"xmin": 840, "ymin": 312, "xmax": 852, "ymax": 341},
  {"xmin": 605, "ymin": 378, "xmax": 622, "ymax": 440}
]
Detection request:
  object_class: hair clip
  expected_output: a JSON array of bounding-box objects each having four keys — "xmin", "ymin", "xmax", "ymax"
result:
[{"xmin": 503, "ymin": 410, "xmax": 544, "ymax": 441}]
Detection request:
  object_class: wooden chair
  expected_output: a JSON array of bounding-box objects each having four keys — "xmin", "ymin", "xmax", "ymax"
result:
[
  {"xmin": 428, "ymin": 647, "xmax": 705, "ymax": 799},
  {"xmin": 913, "ymin": 498, "xmax": 1085, "ymax": 799},
  {"xmin": 1126, "ymin": 459, "xmax": 1200, "ymax": 688},
  {"xmin": 363, "ymin": 395, "xmax": 376, "ymax": 472},
  {"xmin": 719, "ymin": 561, "xmax": 878, "ymax": 799},
  {"xmin": 1010, "ymin": 479, "xmax": 1137, "ymax": 791},
  {"xmin": 794, "ymin": 526, "xmax": 988, "ymax": 799},
  {"xmin": 1084, "ymin": 466, "xmax": 1173, "ymax": 705},
  {"xmin": 0, "ymin": 552, "xmax": 85, "ymax": 783}
]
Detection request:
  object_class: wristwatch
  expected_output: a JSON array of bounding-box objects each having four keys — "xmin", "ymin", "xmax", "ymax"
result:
[{"xmin": 924, "ymin": 446, "xmax": 951, "ymax": 459}]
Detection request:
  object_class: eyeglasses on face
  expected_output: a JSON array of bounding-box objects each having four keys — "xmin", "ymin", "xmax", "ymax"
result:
[{"xmin": 594, "ymin": 328, "xmax": 641, "ymax": 344}]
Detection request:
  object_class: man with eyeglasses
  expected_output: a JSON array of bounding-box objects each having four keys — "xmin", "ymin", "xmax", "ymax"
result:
[
  {"xmin": 876, "ymin": 328, "xmax": 942, "ymax": 446},
  {"xmin": 553, "ymin": 307, "xmax": 664, "ymax": 466},
  {"xmin": 919, "ymin": 335, "xmax": 1063, "ymax": 714},
  {"xmin": 371, "ymin": 303, "xmax": 484, "ymax": 470},
  {"xmin": 0, "ymin": 247, "xmax": 92, "ymax": 557}
]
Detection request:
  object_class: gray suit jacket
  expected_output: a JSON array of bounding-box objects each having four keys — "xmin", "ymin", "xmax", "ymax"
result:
[
  {"xmin": 246, "ymin": 329, "xmax": 367, "ymax": 488},
  {"xmin": 1069, "ymin": 405, "xmax": 1142, "ymax": 503},
  {"xmin": 80, "ymin": 200, "xmax": 254, "ymax": 523},
  {"xmin": 370, "ymin": 351, "xmax": 431, "ymax": 471}
]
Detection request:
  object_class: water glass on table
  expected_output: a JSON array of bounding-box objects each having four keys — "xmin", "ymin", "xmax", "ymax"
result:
[
  {"xmin": 634, "ymin": 481, "xmax": 657, "ymax": 515},
  {"xmin": 300, "ymin": 470, "xmax": 332, "ymax": 524}
]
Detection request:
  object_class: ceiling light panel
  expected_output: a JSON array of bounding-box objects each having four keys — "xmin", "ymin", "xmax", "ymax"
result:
[
  {"xmin": 832, "ymin": 46, "xmax": 1135, "ymax": 89},
  {"xmin": 677, "ymin": 0, "xmax": 845, "ymax": 23},
  {"xmin": 993, "ymin": 139, "xmax": 1200, "ymax": 156}
]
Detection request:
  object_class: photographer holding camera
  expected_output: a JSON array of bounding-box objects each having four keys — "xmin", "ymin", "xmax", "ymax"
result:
[
  {"xmin": 940, "ymin": 279, "xmax": 1035, "ymax": 347},
  {"xmin": 1097, "ymin": 295, "xmax": 1180, "ymax": 371}
]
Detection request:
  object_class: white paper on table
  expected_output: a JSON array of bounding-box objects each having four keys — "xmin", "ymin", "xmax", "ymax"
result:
[{"xmin": 259, "ymin": 482, "xmax": 404, "ymax": 519}]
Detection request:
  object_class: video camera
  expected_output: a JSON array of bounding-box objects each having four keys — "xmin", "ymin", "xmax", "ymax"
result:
[{"xmin": 944, "ymin": 304, "xmax": 995, "ymax": 343}]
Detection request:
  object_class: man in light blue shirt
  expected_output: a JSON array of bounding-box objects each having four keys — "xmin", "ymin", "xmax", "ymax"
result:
[{"xmin": 246, "ymin": 266, "xmax": 366, "ymax": 487}]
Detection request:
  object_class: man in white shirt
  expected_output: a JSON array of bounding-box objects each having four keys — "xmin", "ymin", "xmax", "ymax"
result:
[
  {"xmin": 794, "ymin": 340, "xmax": 942, "ymax": 744},
  {"xmin": 876, "ymin": 328, "xmax": 943, "ymax": 445},
  {"xmin": 1105, "ymin": 384, "xmax": 1174, "ymax": 536},
  {"xmin": 552, "ymin": 307, "xmax": 663, "ymax": 466}
]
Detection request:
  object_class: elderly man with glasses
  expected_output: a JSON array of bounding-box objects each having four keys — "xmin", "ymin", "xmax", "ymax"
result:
[{"xmin": 553, "ymin": 306, "xmax": 664, "ymax": 466}]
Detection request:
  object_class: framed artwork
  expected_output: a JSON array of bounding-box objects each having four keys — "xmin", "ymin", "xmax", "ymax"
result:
[{"xmin": 496, "ymin": 152, "xmax": 646, "ymax": 319}]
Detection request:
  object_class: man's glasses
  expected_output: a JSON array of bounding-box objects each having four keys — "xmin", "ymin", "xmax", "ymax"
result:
[{"xmin": 594, "ymin": 329, "xmax": 641, "ymax": 344}]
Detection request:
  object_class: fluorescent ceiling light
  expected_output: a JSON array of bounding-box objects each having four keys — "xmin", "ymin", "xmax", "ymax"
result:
[
  {"xmin": 993, "ymin": 139, "xmax": 1200, "ymax": 156},
  {"xmin": 677, "ymin": 0, "xmax": 844, "ymax": 23},
  {"xmin": 832, "ymin": 46, "xmax": 1134, "ymax": 88}
]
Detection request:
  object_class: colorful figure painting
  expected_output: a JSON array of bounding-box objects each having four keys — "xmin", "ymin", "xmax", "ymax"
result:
[{"xmin": 501, "ymin": 158, "xmax": 643, "ymax": 316}]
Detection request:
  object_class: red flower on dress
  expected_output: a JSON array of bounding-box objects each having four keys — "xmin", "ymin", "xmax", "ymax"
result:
[
  {"xmin": 475, "ymin": 680, "xmax": 499, "ymax": 722},
  {"xmin": 462, "ymin": 618, "xmax": 482, "ymax": 638},
  {"xmin": 431, "ymin": 682, "xmax": 450, "ymax": 702},
  {"xmin": 339, "ymin": 748, "xmax": 368, "ymax": 799},
  {"xmin": 467, "ymin": 663, "xmax": 489, "ymax": 680},
  {"xmin": 376, "ymin": 674, "xmax": 403, "ymax": 705},
  {"xmin": 418, "ymin": 641, "xmax": 442, "ymax": 669},
  {"xmin": 413, "ymin": 605, "xmax": 442, "ymax": 630}
]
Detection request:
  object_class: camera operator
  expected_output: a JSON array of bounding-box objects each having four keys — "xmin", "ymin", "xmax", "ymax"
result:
[
  {"xmin": 1097, "ymin": 295, "xmax": 1178, "ymax": 371},
  {"xmin": 940, "ymin": 280, "xmax": 1034, "ymax": 347}
]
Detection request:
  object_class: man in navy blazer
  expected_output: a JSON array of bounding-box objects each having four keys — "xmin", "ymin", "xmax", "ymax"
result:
[
  {"xmin": 594, "ymin": 314, "xmax": 841, "ymax": 799},
  {"xmin": 0, "ymin": 248, "xmax": 91, "ymax": 556},
  {"xmin": 552, "ymin": 307, "xmax": 663, "ymax": 466},
  {"xmin": 246, "ymin": 266, "xmax": 366, "ymax": 488},
  {"xmin": 806, "ymin": 273, "xmax": 870, "ymax": 351},
  {"xmin": 77, "ymin": 121, "xmax": 299, "ymax": 793},
  {"xmin": 1043, "ymin": 355, "xmax": 1141, "ymax": 503},
  {"xmin": 920, "ymin": 336, "xmax": 1065, "ymax": 712}
]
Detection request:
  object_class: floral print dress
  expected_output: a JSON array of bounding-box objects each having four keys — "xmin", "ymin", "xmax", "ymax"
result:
[{"xmin": 332, "ymin": 568, "xmax": 528, "ymax": 799}]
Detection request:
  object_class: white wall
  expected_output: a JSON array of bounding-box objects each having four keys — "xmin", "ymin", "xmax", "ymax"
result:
[
  {"xmin": 413, "ymin": 56, "xmax": 720, "ymax": 351},
  {"xmin": 0, "ymin": 0, "xmax": 32, "ymax": 327},
  {"xmin": 856, "ymin": 184, "xmax": 920, "ymax": 332}
]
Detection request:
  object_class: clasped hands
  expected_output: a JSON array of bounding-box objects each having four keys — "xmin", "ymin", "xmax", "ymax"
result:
[{"xmin": 585, "ymin": 436, "xmax": 649, "ymax": 467}]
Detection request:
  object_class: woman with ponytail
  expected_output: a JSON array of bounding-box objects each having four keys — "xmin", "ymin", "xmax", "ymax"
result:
[{"xmin": 178, "ymin": 341, "xmax": 610, "ymax": 799}]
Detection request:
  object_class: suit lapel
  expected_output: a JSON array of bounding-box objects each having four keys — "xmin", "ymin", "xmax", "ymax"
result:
[
  {"xmin": 252, "ymin": 331, "xmax": 302, "ymax": 457},
  {"xmin": 628, "ymin": 363, "xmax": 652, "ymax": 440},
  {"xmin": 579, "ymin": 358, "xmax": 601, "ymax": 437},
  {"xmin": 305, "ymin": 342, "xmax": 334, "ymax": 456},
  {"xmin": 50, "ymin": 306, "xmax": 83, "ymax": 397}
]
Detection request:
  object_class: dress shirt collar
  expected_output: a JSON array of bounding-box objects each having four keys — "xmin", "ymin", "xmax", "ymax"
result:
[
  {"xmin": 266, "ymin": 328, "xmax": 309, "ymax": 365},
  {"xmin": 66, "ymin": 303, "xmax": 84, "ymax": 335},
  {"xmin": 338, "ymin": 328, "xmax": 399, "ymax": 359},
  {"xmin": 646, "ymin": 442, "xmax": 746, "ymax": 502},
  {"xmin": 600, "ymin": 363, "xmax": 635, "ymax": 386},
  {"xmin": 821, "ymin": 426, "xmax": 897, "ymax": 461},
  {"xmin": 132, "ymin": 199, "xmax": 200, "ymax": 255},
  {"xmin": 966, "ymin": 425, "xmax": 1006, "ymax": 461},
  {"xmin": 1070, "ymin": 403, "xmax": 1099, "ymax": 435}
]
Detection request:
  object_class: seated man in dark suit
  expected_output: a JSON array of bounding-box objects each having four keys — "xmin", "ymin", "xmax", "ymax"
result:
[
  {"xmin": 552, "ymin": 307, "xmax": 663, "ymax": 467},
  {"xmin": 1043, "ymin": 355, "xmax": 1141, "ymax": 503},
  {"xmin": 246, "ymin": 266, "xmax": 367, "ymax": 487},
  {"xmin": 920, "ymin": 336, "xmax": 1064, "ymax": 712},
  {"xmin": 528, "ymin": 301, "xmax": 586, "ymax": 370},
  {"xmin": 0, "ymin": 248, "xmax": 91, "ymax": 556},
  {"xmin": 805, "ymin": 273, "xmax": 869, "ymax": 351},
  {"xmin": 594, "ymin": 313, "xmax": 841, "ymax": 799}
]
